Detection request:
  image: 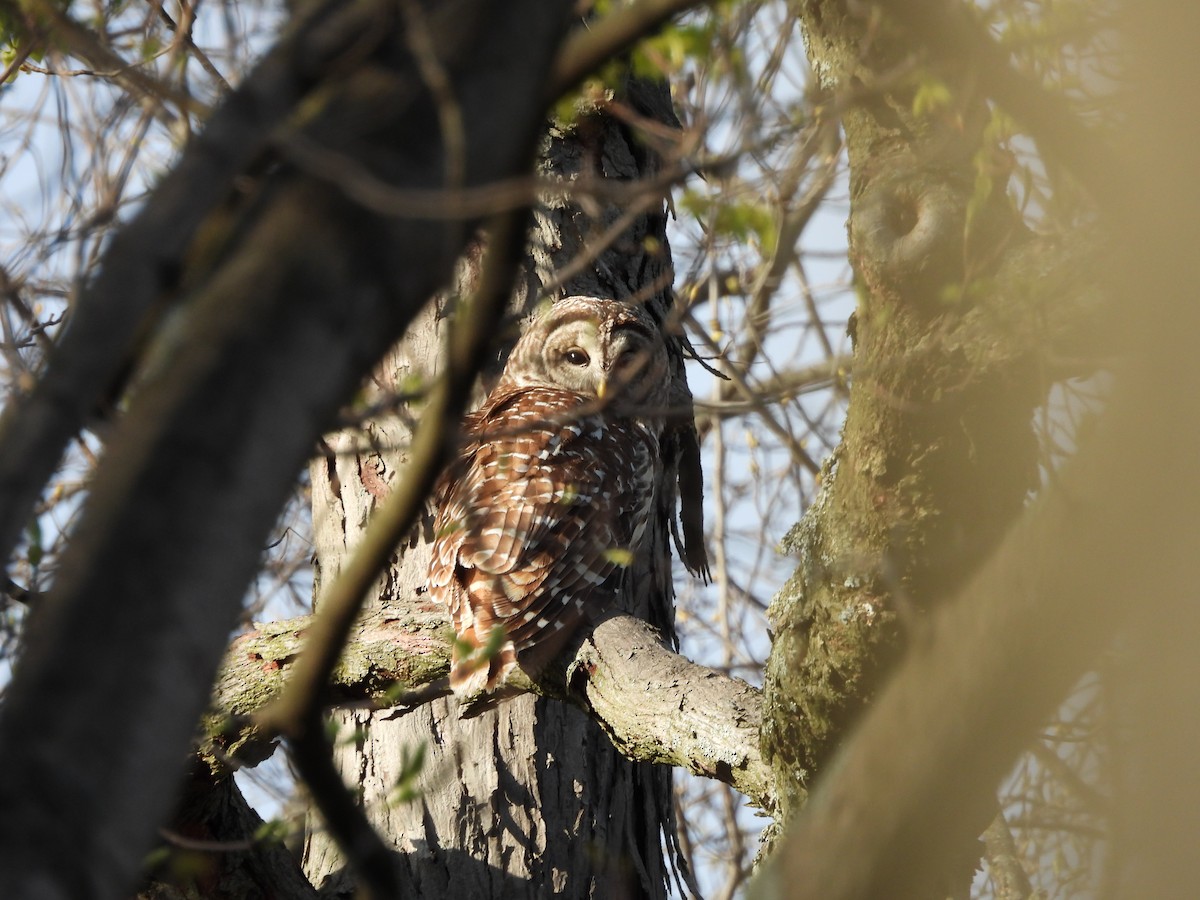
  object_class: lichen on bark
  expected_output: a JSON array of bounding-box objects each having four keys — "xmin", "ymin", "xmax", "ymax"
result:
[{"xmin": 762, "ymin": 0, "xmax": 1050, "ymax": 836}]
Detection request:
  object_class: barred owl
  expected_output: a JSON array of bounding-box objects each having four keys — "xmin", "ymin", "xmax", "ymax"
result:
[{"xmin": 428, "ymin": 296, "xmax": 671, "ymax": 695}]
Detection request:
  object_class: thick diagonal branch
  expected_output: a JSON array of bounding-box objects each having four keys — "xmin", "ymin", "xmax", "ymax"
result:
[
  {"xmin": 208, "ymin": 608, "xmax": 774, "ymax": 812},
  {"xmin": 0, "ymin": 2, "xmax": 574, "ymax": 897}
]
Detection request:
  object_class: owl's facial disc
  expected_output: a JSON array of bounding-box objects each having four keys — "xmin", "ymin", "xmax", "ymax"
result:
[
  {"xmin": 538, "ymin": 320, "xmax": 601, "ymax": 395},
  {"xmin": 609, "ymin": 329, "xmax": 653, "ymax": 374},
  {"xmin": 501, "ymin": 298, "xmax": 666, "ymax": 405}
]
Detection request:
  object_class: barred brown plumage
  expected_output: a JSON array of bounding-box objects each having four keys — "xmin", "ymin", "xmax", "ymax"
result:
[{"xmin": 428, "ymin": 297, "xmax": 670, "ymax": 695}]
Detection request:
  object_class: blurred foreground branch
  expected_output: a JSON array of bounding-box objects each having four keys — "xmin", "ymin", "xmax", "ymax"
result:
[{"xmin": 751, "ymin": 2, "xmax": 1200, "ymax": 896}]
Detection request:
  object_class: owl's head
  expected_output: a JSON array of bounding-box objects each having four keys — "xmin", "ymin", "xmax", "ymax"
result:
[{"xmin": 500, "ymin": 297, "xmax": 670, "ymax": 411}]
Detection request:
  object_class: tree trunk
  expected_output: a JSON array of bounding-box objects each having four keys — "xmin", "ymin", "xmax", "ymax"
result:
[
  {"xmin": 760, "ymin": 0, "xmax": 1073, "ymax": 888},
  {"xmin": 303, "ymin": 78, "xmax": 695, "ymax": 899}
]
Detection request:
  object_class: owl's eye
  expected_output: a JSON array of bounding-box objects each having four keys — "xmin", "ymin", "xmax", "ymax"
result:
[
  {"xmin": 564, "ymin": 348, "xmax": 590, "ymax": 366},
  {"xmin": 616, "ymin": 349, "xmax": 640, "ymax": 368}
]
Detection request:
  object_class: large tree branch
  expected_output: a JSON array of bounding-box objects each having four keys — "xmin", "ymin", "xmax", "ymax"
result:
[
  {"xmin": 572, "ymin": 616, "xmax": 772, "ymax": 810},
  {"xmin": 749, "ymin": 212, "xmax": 1200, "ymax": 900},
  {"xmin": 208, "ymin": 607, "xmax": 774, "ymax": 813},
  {"xmin": 762, "ymin": 1, "xmax": 1110, "ymax": 850},
  {"xmin": 0, "ymin": 0, "xmax": 388, "ymax": 568},
  {"xmin": 0, "ymin": 2, "xmax": 575, "ymax": 897}
]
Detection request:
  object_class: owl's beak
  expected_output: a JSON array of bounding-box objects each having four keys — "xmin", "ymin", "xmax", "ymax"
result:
[{"xmin": 596, "ymin": 376, "xmax": 608, "ymax": 400}]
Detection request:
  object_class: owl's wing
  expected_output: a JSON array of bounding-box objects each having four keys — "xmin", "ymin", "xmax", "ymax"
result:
[{"xmin": 441, "ymin": 388, "xmax": 641, "ymax": 648}]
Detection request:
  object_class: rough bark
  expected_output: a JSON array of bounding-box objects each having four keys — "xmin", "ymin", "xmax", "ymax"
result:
[
  {"xmin": 0, "ymin": 2, "xmax": 573, "ymax": 898},
  {"xmin": 748, "ymin": 1, "xmax": 1200, "ymax": 882},
  {"xmin": 301, "ymin": 79, "xmax": 699, "ymax": 899},
  {"xmin": 138, "ymin": 765, "xmax": 319, "ymax": 900},
  {"xmin": 204, "ymin": 608, "xmax": 772, "ymax": 810},
  {"xmin": 748, "ymin": 0, "xmax": 1156, "ymax": 895},
  {"xmin": 759, "ymin": 0, "xmax": 1092, "ymax": 882}
]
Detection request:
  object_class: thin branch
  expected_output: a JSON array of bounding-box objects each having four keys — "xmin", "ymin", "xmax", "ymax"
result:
[
  {"xmin": 19, "ymin": 0, "xmax": 206, "ymax": 120},
  {"xmin": 693, "ymin": 357, "xmax": 850, "ymax": 436},
  {"xmin": 685, "ymin": 311, "xmax": 821, "ymax": 474},
  {"xmin": 279, "ymin": 130, "xmax": 751, "ymax": 222},
  {"xmin": 1, "ymin": 576, "xmax": 36, "ymax": 607},
  {"xmin": 1027, "ymin": 739, "xmax": 1108, "ymax": 815},
  {"xmin": 732, "ymin": 110, "xmax": 841, "ymax": 380},
  {"xmin": 398, "ymin": 0, "xmax": 466, "ymax": 191},
  {"xmin": 153, "ymin": 0, "xmax": 232, "ymax": 93},
  {"xmin": 287, "ymin": 724, "xmax": 401, "ymax": 898},
  {"xmin": 0, "ymin": 37, "xmax": 35, "ymax": 85}
]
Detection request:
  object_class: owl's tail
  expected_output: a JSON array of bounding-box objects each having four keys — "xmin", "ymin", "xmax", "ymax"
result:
[{"xmin": 450, "ymin": 625, "xmax": 517, "ymax": 696}]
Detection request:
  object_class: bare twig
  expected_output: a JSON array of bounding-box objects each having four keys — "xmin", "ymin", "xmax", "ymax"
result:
[{"xmin": 685, "ymin": 310, "xmax": 821, "ymax": 474}]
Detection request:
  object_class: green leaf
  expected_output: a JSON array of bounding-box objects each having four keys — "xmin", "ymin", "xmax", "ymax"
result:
[
  {"xmin": 142, "ymin": 846, "xmax": 171, "ymax": 870},
  {"xmin": 253, "ymin": 818, "xmax": 290, "ymax": 845},
  {"xmin": 390, "ymin": 742, "xmax": 428, "ymax": 804},
  {"xmin": 603, "ymin": 547, "xmax": 634, "ymax": 567},
  {"xmin": 912, "ymin": 77, "xmax": 952, "ymax": 118},
  {"xmin": 965, "ymin": 169, "xmax": 994, "ymax": 231},
  {"xmin": 710, "ymin": 200, "xmax": 776, "ymax": 253},
  {"xmin": 632, "ymin": 22, "xmax": 716, "ymax": 76},
  {"xmin": 678, "ymin": 188, "xmax": 711, "ymax": 220},
  {"xmin": 26, "ymin": 518, "xmax": 42, "ymax": 570}
]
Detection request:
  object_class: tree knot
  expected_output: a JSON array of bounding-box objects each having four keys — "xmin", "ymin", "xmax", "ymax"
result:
[{"xmin": 851, "ymin": 170, "xmax": 968, "ymax": 301}]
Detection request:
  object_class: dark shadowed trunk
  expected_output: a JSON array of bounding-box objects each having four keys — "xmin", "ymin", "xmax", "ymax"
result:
[{"xmin": 0, "ymin": 2, "xmax": 576, "ymax": 897}]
